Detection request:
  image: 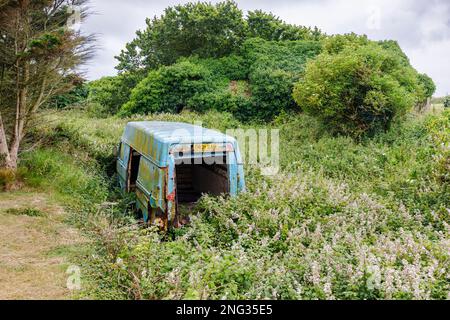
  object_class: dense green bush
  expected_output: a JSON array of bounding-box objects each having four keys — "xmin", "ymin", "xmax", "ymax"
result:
[
  {"xmin": 242, "ymin": 38, "xmax": 322, "ymax": 73},
  {"xmin": 188, "ymin": 55, "xmax": 249, "ymax": 81},
  {"xmin": 322, "ymin": 33, "xmax": 370, "ymax": 55},
  {"xmin": 121, "ymin": 61, "xmax": 212, "ymax": 115},
  {"xmin": 88, "ymin": 73, "xmax": 142, "ymax": 115},
  {"xmin": 119, "ymin": 39, "xmax": 323, "ymax": 121},
  {"xmin": 187, "ymin": 82, "xmax": 254, "ymax": 121},
  {"xmin": 47, "ymin": 83, "xmax": 89, "ymax": 109},
  {"xmin": 241, "ymin": 38, "xmax": 322, "ymax": 120},
  {"xmin": 293, "ymin": 43, "xmax": 425, "ymax": 137},
  {"xmin": 418, "ymin": 73, "xmax": 436, "ymax": 99},
  {"xmin": 444, "ymin": 96, "xmax": 450, "ymax": 108},
  {"xmin": 249, "ymin": 68, "xmax": 296, "ymax": 120},
  {"xmin": 246, "ymin": 10, "xmax": 323, "ymax": 41}
]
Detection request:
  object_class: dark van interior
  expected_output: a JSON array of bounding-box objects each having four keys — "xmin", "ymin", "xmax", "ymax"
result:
[
  {"xmin": 175, "ymin": 155, "xmax": 229, "ymax": 203},
  {"xmin": 128, "ymin": 150, "xmax": 141, "ymax": 191}
]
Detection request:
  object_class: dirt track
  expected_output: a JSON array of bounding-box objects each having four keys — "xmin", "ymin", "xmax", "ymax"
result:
[{"xmin": 0, "ymin": 192, "xmax": 84, "ymax": 300}]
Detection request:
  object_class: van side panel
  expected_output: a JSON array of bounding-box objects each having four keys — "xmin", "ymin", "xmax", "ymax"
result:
[
  {"xmin": 233, "ymin": 143, "xmax": 246, "ymax": 193},
  {"xmin": 237, "ymin": 164, "xmax": 246, "ymax": 193},
  {"xmin": 136, "ymin": 157, "xmax": 166, "ymax": 215},
  {"xmin": 227, "ymin": 151, "xmax": 238, "ymax": 196}
]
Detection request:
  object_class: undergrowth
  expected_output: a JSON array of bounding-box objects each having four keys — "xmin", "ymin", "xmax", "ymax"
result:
[{"xmin": 17, "ymin": 108, "xmax": 449, "ymax": 300}]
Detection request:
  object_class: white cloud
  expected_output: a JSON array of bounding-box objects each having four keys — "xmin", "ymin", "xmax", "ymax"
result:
[{"xmin": 81, "ymin": 0, "xmax": 450, "ymax": 96}]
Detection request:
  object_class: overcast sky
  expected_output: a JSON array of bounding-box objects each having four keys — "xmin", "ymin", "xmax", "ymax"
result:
[{"xmin": 80, "ymin": 0, "xmax": 450, "ymax": 96}]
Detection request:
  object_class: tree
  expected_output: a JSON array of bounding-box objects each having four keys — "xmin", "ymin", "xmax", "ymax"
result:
[
  {"xmin": 293, "ymin": 43, "xmax": 424, "ymax": 137},
  {"xmin": 444, "ymin": 96, "xmax": 450, "ymax": 109},
  {"xmin": 115, "ymin": 0, "xmax": 246, "ymax": 74},
  {"xmin": 418, "ymin": 73, "xmax": 436, "ymax": 99},
  {"xmin": 47, "ymin": 74, "xmax": 89, "ymax": 109},
  {"xmin": 88, "ymin": 73, "xmax": 141, "ymax": 115},
  {"xmin": 246, "ymin": 10, "xmax": 323, "ymax": 41},
  {"xmin": 115, "ymin": 1, "xmax": 324, "ymax": 74},
  {"xmin": 120, "ymin": 60, "xmax": 211, "ymax": 116},
  {"xmin": 0, "ymin": 0, "xmax": 93, "ymax": 179}
]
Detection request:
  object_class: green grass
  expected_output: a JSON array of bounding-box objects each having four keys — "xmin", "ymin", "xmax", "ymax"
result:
[
  {"xmin": 5, "ymin": 207, "xmax": 47, "ymax": 217},
  {"xmin": 18, "ymin": 108, "xmax": 450, "ymax": 300}
]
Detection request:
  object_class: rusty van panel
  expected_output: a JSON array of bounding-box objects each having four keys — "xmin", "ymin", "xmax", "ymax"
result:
[{"xmin": 136, "ymin": 157, "xmax": 165, "ymax": 211}]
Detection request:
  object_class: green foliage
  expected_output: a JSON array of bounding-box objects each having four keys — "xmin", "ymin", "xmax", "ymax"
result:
[
  {"xmin": 25, "ymin": 108, "xmax": 450, "ymax": 300},
  {"xmin": 121, "ymin": 61, "xmax": 212, "ymax": 116},
  {"xmin": 6, "ymin": 207, "xmax": 47, "ymax": 217},
  {"xmin": 322, "ymin": 33, "xmax": 370, "ymax": 55},
  {"xmin": 27, "ymin": 31, "xmax": 64, "ymax": 57},
  {"xmin": 88, "ymin": 73, "xmax": 142, "ymax": 115},
  {"xmin": 242, "ymin": 38, "xmax": 322, "ymax": 73},
  {"xmin": 293, "ymin": 43, "xmax": 424, "ymax": 137},
  {"xmin": 187, "ymin": 82, "xmax": 253, "ymax": 121},
  {"xmin": 444, "ymin": 96, "xmax": 450, "ymax": 108},
  {"xmin": 115, "ymin": 1, "xmax": 246, "ymax": 72},
  {"xmin": 240, "ymin": 38, "xmax": 322, "ymax": 120},
  {"xmin": 418, "ymin": 73, "xmax": 436, "ymax": 99},
  {"xmin": 249, "ymin": 68, "xmax": 297, "ymax": 120},
  {"xmin": 119, "ymin": 38, "xmax": 323, "ymax": 121},
  {"xmin": 20, "ymin": 148, "xmax": 109, "ymax": 209},
  {"xmin": 115, "ymin": 1, "xmax": 323, "ymax": 74},
  {"xmin": 246, "ymin": 10, "xmax": 323, "ymax": 41},
  {"xmin": 48, "ymin": 83, "xmax": 89, "ymax": 109},
  {"xmin": 113, "ymin": 5, "xmax": 325, "ymax": 120},
  {"xmin": 425, "ymin": 109, "xmax": 450, "ymax": 185},
  {"xmin": 188, "ymin": 55, "xmax": 249, "ymax": 80}
]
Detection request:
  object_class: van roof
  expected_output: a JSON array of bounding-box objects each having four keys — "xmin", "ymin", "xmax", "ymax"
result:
[
  {"xmin": 127, "ymin": 121, "xmax": 231, "ymax": 142},
  {"xmin": 122, "ymin": 121, "xmax": 237, "ymax": 166}
]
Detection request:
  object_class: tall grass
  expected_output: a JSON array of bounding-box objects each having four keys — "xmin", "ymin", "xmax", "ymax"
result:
[{"xmin": 19, "ymin": 108, "xmax": 449, "ymax": 300}]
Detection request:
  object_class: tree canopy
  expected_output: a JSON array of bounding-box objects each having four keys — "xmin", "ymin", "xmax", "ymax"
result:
[
  {"xmin": 115, "ymin": 0, "xmax": 324, "ymax": 74},
  {"xmin": 0, "ymin": 0, "xmax": 92, "ymax": 173}
]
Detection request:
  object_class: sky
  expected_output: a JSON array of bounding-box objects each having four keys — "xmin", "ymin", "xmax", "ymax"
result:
[{"xmin": 80, "ymin": 0, "xmax": 450, "ymax": 96}]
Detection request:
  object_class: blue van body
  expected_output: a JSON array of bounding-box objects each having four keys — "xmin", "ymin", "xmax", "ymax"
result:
[{"xmin": 117, "ymin": 121, "xmax": 245, "ymax": 229}]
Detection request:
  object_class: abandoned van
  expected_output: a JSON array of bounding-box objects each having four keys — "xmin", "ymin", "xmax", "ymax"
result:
[{"xmin": 116, "ymin": 121, "xmax": 246, "ymax": 229}]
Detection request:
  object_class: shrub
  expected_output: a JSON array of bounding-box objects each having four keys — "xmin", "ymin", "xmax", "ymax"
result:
[
  {"xmin": 242, "ymin": 38, "xmax": 322, "ymax": 73},
  {"xmin": 47, "ymin": 83, "xmax": 89, "ymax": 109},
  {"xmin": 293, "ymin": 43, "xmax": 424, "ymax": 137},
  {"xmin": 189, "ymin": 55, "xmax": 249, "ymax": 80},
  {"xmin": 0, "ymin": 168, "xmax": 16, "ymax": 190},
  {"xmin": 241, "ymin": 38, "xmax": 322, "ymax": 120},
  {"xmin": 417, "ymin": 73, "xmax": 436, "ymax": 99},
  {"xmin": 88, "ymin": 73, "xmax": 142, "ymax": 115},
  {"xmin": 322, "ymin": 33, "xmax": 370, "ymax": 55},
  {"xmin": 444, "ymin": 96, "xmax": 450, "ymax": 108},
  {"xmin": 246, "ymin": 10, "xmax": 323, "ymax": 41},
  {"xmin": 249, "ymin": 68, "xmax": 297, "ymax": 120},
  {"xmin": 187, "ymin": 82, "xmax": 254, "ymax": 121},
  {"xmin": 121, "ymin": 61, "xmax": 211, "ymax": 115}
]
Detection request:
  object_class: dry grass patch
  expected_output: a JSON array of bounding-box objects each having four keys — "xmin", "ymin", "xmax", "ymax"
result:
[{"xmin": 0, "ymin": 191, "xmax": 87, "ymax": 300}]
